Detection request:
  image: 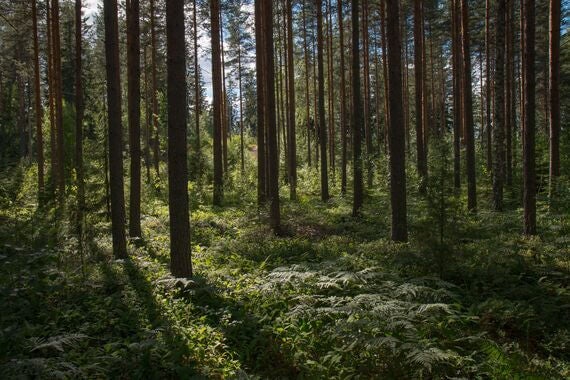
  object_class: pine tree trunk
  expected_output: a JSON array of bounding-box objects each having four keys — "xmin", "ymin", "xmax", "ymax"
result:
[
  {"xmin": 338, "ymin": 0, "xmax": 348, "ymax": 195},
  {"xmin": 485, "ymin": 0, "xmax": 492, "ymax": 171},
  {"xmin": 47, "ymin": 0, "xmax": 57, "ymax": 196},
  {"xmin": 317, "ymin": 0, "xmax": 329, "ymax": 201},
  {"xmin": 351, "ymin": 0, "xmax": 363, "ymax": 216},
  {"xmin": 211, "ymin": 0, "xmax": 224, "ymax": 206},
  {"xmin": 386, "ymin": 0, "xmax": 407, "ymax": 242},
  {"xmin": 549, "ymin": 0, "xmax": 560, "ymax": 197},
  {"xmin": 193, "ymin": 0, "xmax": 201, "ymax": 185},
  {"xmin": 32, "ymin": 0, "xmax": 44, "ymax": 200},
  {"xmin": 286, "ymin": 0, "xmax": 297, "ymax": 199},
  {"xmin": 414, "ymin": 0, "xmax": 427, "ymax": 189},
  {"xmin": 127, "ymin": 0, "xmax": 141, "ymax": 238},
  {"xmin": 75, "ymin": 0, "xmax": 85, "ymax": 251},
  {"xmin": 103, "ymin": 0, "xmax": 127, "ymax": 258},
  {"xmin": 302, "ymin": 0, "xmax": 311, "ymax": 168},
  {"xmin": 52, "ymin": 0, "xmax": 65, "ymax": 200},
  {"xmin": 150, "ymin": 0, "xmax": 160, "ymax": 177},
  {"xmin": 255, "ymin": 0, "xmax": 267, "ymax": 205},
  {"xmin": 451, "ymin": 0, "xmax": 461, "ymax": 189},
  {"xmin": 363, "ymin": 0, "xmax": 372, "ymax": 187},
  {"xmin": 493, "ymin": 0, "xmax": 506, "ymax": 212},
  {"xmin": 461, "ymin": 0, "xmax": 477, "ymax": 211},
  {"xmin": 523, "ymin": 0, "xmax": 536, "ymax": 235},
  {"xmin": 166, "ymin": 0, "xmax": 192, "ymax": 277}
]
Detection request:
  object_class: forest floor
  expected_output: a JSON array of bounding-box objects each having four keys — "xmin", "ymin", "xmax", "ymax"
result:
[{"xmin": 1, "ymin": 162, "xmax": 570, "ymax": 379}]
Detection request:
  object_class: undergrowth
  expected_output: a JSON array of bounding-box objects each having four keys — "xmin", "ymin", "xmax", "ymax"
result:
[{"xmin": 1, "ymin": 161, "xmax": 569, "ymax": 379}]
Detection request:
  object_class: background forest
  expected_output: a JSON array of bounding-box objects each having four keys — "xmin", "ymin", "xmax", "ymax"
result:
[{"xmin": 1, "ymin": 0, "xmax": 570, "ymax": 378}]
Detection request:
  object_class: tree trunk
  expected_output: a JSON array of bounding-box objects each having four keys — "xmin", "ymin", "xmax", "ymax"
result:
[
  {"xmin": 47, "ymin": 0, "xmax": 57, "ymax": 197},
  {"xmin": 52, "ymin": 0, "xmax": 65, "ymax": 200},
  {"xmin": 362, "ymin": 0, "xmax": 372, "ymax": 187},
  {"xmin": 302, "ymin": 0, "xmax": 311, "ymax": 168},
  {"xmin": 460, "ymin": 0, "xmax": 477, "ymax": 211},
  {"xmin": 493, "ymin": 0, "xmax": 506, "ymax": 212},
  {"xmin": 506, "ymin": 0, "xmax": 514, "ymax": 187},
  {"xmin": 338, "ymin": 0, "xmax": 348, "ymax": 195},
  {"xmin": 75, "ymin": 0, "xmax": 85, "ymax": 252},
  {"xmin": 523, "ymin": 0, "xmax": 536, "ymax": 235},
  {"xmin": 32, "ymin": 0, "xmax": 44, "ymax": 199},
  {"xmin": 413, "ymin": 0, "xmax": 427, "ymax": 189},
  {"xmin": 211, "ymin": 0, "xmax": 224, "ymax": 206},
  {"xmin": 386, "ymin": 0, "xmax": 407, "ymax": 242},
  {"xmin": 286, "ymin": 0, "xmax": 297, "ymax": 200},
  {"xmin": 166, "ymin": 0, "xmax": 192, "ymax": 277},
  {"xmin": 103, "ymin": 0, "xmax": 127, "ymax": 258},
  {"xmin": 485, "ymin": 0, "xmax": 492, "ymax": 171},
  {"xmin": 255, "ymin": 0, "xmax": 267, "ymax": 205},
  {"xmin": 150, "ymin": 0, "xmax": 160, "ymax": 177},
  {"xmin": 193, "ymin": 0, "xmax": 201, "ymax": 185},
  {"xmin": 451, "ymin": 0, "xmax": 461, "ymax": 189},
  {"xmin": 127, "ymin": 0, "xmax": 141, "ymax": 238},
  {"xmin": 549, "ymin": 0, "xmax": 560, "ymax": 197},
  {"xmin": 317, "ymin": 0, "xmax": 329, "ymax": 201},
  {"xmin": 351, "ymin": 0, "xmax": 363, "ymax": 216}
]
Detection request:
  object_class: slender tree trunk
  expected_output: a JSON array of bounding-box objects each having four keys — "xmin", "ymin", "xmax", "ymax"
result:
[
  {"xmin": 461, "ymin": 0, "xmax": 477, "ymax": 211},
  {"xmin": 286, "ymin": 0, "xmax": 297, "ymax": 199},
  {"xmin": 255, "ymin": 0, "xmax": 266, "ymax": 205},
  {"xmin": 493, "ymin": 0, "xmax": 506, "ymax": 212},
  {"xmin": 362, "ymin": 0, "xmax": 372, "ymax": 187},
  {"xmin": 414, "ymin": 0, "xmax": 427, "ymax": 188},
  {"xmin": 485, "ymin": 0, "xmax": 492, "ymax": 171},
  {"xmin": 451, "ymin": 0, "xmax": 461, "ymax": 189},
  {"xmin": 523, "ymin": 0, "xmax": 536, "ymax": 235},
  {"xmin": 32, "ymin": 0, "xmax": 44, "ymax": 200},
  {"xmin": 238, "ymin": 25, "xmax": 245, "ymax": 175},
  {"xmin": 47, "ymin": 0, "xmax": 57, "ymax": 196},
  {"xmin": 150, "ymin": 0, "xmax": 160, "ymax": 177},
  {"xmin": 326, "ymin": 0, "xmax": 335, "ymax": 177},
  {"xmin": 127, "ymin": 0, "xmax": 141, "ymax": 238},
  {"xmin": 338, "ymin": 0, "xmax": 348, "ymax": 195},
  {"xmin": 166, "ymin": 0, "xmax": 192, "ymax": 277},
  {"xmin": 386, "ymin": 0, "xmax": 407, "ymax": 242},
  {"xmin": 352, "ymin": 0, "xmax": 363, "ymax": 216},
  {"xmin": 103, "ymin": 0, "xmax": 127, "ymax": 258},
  {"xmin": 52, "ymin": 0, "xmax": 65, "ymax": 200},
  {"xmin": 211, "ymin": 0, "xmax": 224, "ymax": 205},
  {"xmin": 302, "ymin": 0, "xmax": 311, "ymax": 168},
  {"xmin": 505, "ymin": 0, "xmax": 514, "ymax": 187},
  {"xmin": 380, "ymin": 0, "xmax": 390, "ymax": 154},
  {"xmin": 75, "ymin": 0, "xmax": 85, "ymax": 253},
  {"xmin": 193, "ymin": 0, "xmax": 201, "ymax": 185},
  {"xmin": 143, "ymin": 46, "xmax": 151, "ymax": 183},
  {"xmin": 549, "ymin": 0, "xmax": 560, "ymax": 198},
  {"xmin": 317, "ymin": 0, "xmax": 329, "ymax": 201}
]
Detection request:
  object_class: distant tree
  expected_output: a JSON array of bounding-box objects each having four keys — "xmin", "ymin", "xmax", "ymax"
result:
[
  {"xmin": 32, "ymin": 0, "xmax": 44, "ymax": 200},
  {"xmin": 75, "ymin": 0, "xmax": 85, "ymax": 248},
  {"xmin": 493, "ymin": 0, "xmax": 506, "ymax": 212},
  {"xmin": 339, "ymin": 0, "xmax": 348, "ymax": 196},
  {"xmin": 414, "ymin": 0, "xmax": 427, "ymax": 190},
  {"xmin": 286, "ymin": 0, "xmax": 297, "ymax": 200},
  {"xmin": 166, "ymin": 0, "xmax": 193, "ymax": 277},
  {"xmin": 103, "ymin": 0, "xmax": 127, "ymax": 258}
]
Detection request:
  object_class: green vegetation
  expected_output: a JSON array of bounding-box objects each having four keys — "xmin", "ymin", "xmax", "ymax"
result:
[{"xmin": 2, "ymin": 158, "xmax": 569, "ymax": 378}]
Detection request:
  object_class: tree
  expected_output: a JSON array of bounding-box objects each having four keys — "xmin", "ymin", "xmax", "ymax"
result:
[
  {"xmin": 52, "ymin": 0, "xmax": 65, "ymax": 200},
  {"xmin": 451, "ymin": 0, "xmax": 462, "ymax": 189},
  {"xmin": 127, "ymin": 0, "xmax": 141, "ymax": 238},
  {"xmin": 193, "ymin": 0, "xmax": 202, "ymax": 184},
  {"xmin": 338, "ymin": 0, "xmax": 348, "ymax": 196},
  {"xmin": 493, "ymin": 0, "xmax": 506, "ymax": 212},
  {"xmin": 523, "ymin": 0, "xmax": 536, "ymax": 235},
  {"xmin": 316, "ymin": 0, "xmax": 329, "ymax": 202},
  {"xmin": 262, "ymin": 0, "xmax": 281, "ymax": 232},
  {"xmin": 166, "ymin": 0, "xmax": 193, "ymax": 277},
  {"xmin": 286, "ymin": 0, "xmax": 297, "ymax": 200},
  {"xmin": 211, "ymin": 0, "xmax": 224, "ymax": 206},
  {"xmin": 386, "ymin": 0, "xmax": 407, "ymax": 242},
  {"xmin": 32, "ymin": 0, "xmax": 44, "ymax": 200},
  {"xmin": 460, "ymin": 0, "xmax": 477, "ymax": 211},
  {"xmin": 150, "ymin": 0, "xmax": 160, "ymax": 177},
  {"xmin": 549, "ymin": 0, "xmax": 560, "ymax": 198},
  {"xmin": 75, "ymin": 0, "xmax": 85, "ymax": 249},
  {"xmin": 103, "ymin": 0, "xmax": 127, "ymax": 258},
  {"xmin": 351, "ymin": 0, "xmax": 363, "ymax": 216},
  {"xmin": 414, "ymin": 0, "xmax": 427, "ymax": 190},
  {"xmin": 255, "ymin": 0, "xmax": 266, "ymax": 205}
]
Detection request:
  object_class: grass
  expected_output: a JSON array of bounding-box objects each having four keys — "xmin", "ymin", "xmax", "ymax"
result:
[{"xmin": 1, "ymin": 160, "xmax": 569, "ymax": 379}]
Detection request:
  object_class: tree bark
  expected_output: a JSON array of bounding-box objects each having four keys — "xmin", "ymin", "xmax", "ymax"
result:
[
  {"xmin": 255, "ymin": 0, "xmax": 267, "ymax": 205},
  {"xmin": 317, "ymin": 0, "xmax": 329, "ymax": 201},
  {"xmin": 493, "ymin": 0, "xmax": 506, "ymax": 212},
  {"xmin": 286, "ymin": 0, "xmax": 297, "ymax": 200},
  {"xmin": 150, "ymin": 0, "xmax": 160, "ymax": 177},
  {"xmin": 211, "ymin": 0, "xmax": 224, "ymax": 206},
  {"xmin": 166, "ymin": 0, "xmax": 192, "ymax": 277},
  {"xmin": 338, "ymin": 0, "xmax": 348, "ymax": 196},
  {"xmin": 549, "ymin": 0, "xmax": 560, "ymax": 197},
  {"xmin": 127, "ymin": 0, "xmax": 141, "ymax": 238},
  {"xmin": 32, "ymin": 0, "xmax": 44, "ymax": 199},
  {"xmin": 414, "ymin": 0, "xmax": 427, "ymax": 189},
  {"xmin": 103, "ymin": 0, "xmax": 127, "ymax": 258},
  {"xmin": 386, "ymin": 0, "xmax": 407, "ymax": 242},
  {"xmin": 351, "ymin": 0, "xmax": 363, "ymax": 216},
  {"xmin": 460, "ymin": 0, "xmax": 477, "ymax": 211},
  {"xmin": 523, "ymin": 0, "xmax": 536, "ymax": 235},
  {"xmin": 75, "ymin": 0, "xmax": 85, "ymax": 251},
  {"xmin": 52, "ymin": 0, "xmax": 65, "ymax": 200},
  {"xmin": 193, "ymin": 0, "xmax": 201, "ymax": 185}
]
